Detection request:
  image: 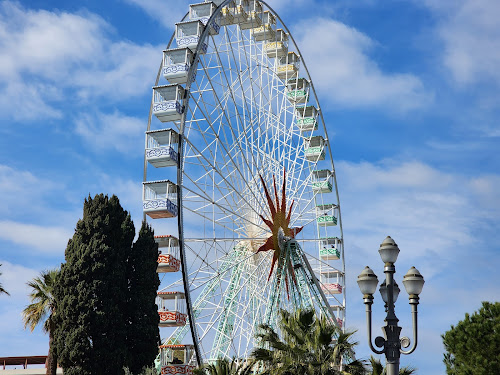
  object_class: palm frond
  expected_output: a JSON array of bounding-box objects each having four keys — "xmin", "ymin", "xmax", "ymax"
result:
[{"xmin": 22, "ymin": 268, "xmax": 59, "ymax": 333}]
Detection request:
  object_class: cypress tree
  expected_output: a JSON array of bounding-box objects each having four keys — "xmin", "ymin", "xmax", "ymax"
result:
[
  {"xmin": 125, "ymin": 221, "xmax": 161, "ymax": 374},
  {"xmin": 54, "ymin": 194, "xmax": 135, "ymax": 375}
]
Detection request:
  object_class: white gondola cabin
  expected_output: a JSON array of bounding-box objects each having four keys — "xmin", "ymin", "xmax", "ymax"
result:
[
  {"xmin": 219, "ymin": 1, "xmax": 236, "ymax": 26},
  {"xmin": 143, "ymin": 180, "xmax": 178, "ymax": 219},
  {"xmin": 304, "ymin": 135, "xmax": 326, "ymax": 161},
  {"xmin": 316, "ymin": 203, "xmax": 338, "ymax": 226},
  {"xmin": 153, "ymin": 84, "xmax": 185, "ymax": 123},
  {"xmin": 320, "ymin": 236, "xmax": 341, "ymax": 260},
  {"xmin": 189, "ymin": 2, "xmax": 220, "ymax": 35},
  {"xmin": 312, "ymin": 169, "xmax": 333, "ymax": 194},
  {"xmin": 320, "ymin": 270, "xmax": 343, "ymax": 295},
  {"xmin": 155, "ymin": 235, "xmax": 180, "ymax": 273},
  {"xmin": 265, "ymin": 29, "xmax": 288, "ymax": 58},
  {"xmin": 157, "ymin": 292, "xmax": 187, "ymax": 327},
  {"xmin": 162, "ymin": 48, "xmax": 195, "ymax": 84},
  {"xmin": 146, "ymin": 129, "xmax": 179, "ymax": 168},
  {"xmin": 251, "ymin": 11, "xmax": 275, "ymax": 41},
  {"xmin": 276, "ymin": 52, "xmax": 299, "ymax": 80},
  {"xmin": 295, "ymin": 105, "xmax": 319, "ymax": 132},
  {"xmin": 286, "ymin": 77, "xmax": 309, "ymax": 103},
  {"xmin": 240, "ymin": 0, "xmax": 262, "ymax": 30},
  {"xmin": 159, "ymin": 345, "xmax": 195, "ymax": 375},
  {"xmin": 175, "ymin": 20, "xmax": 207, "ymax": 53},
  {"xmin": 232, "ymin": 0, "xmax": 250, "ymax": 24}
]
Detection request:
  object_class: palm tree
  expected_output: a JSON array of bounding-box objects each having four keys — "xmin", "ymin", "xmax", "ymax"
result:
[
  {"xmin": 22, "ymin": 269, "xmax": 59, "ymax": 375},
  {"xmin": 368, "ymin": 356, "xmax": 417, "ymax": 375},
  {"xmin": 251, "ymin": 309, "xmax": 366, "ymax": 375},
  {"xmin": 193, "ymin": 357, "xmax": 253, "ymax": 375},
  {"xmin": 0, "ymin": 264, "xmax": 10, "ymax": 296}
]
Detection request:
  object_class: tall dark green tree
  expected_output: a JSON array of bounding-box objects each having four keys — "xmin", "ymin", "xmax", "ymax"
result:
[
  {"xmin": 54, "ymin": 194, "xmax": 135, "ymax": 375},
  {"xmin": 442, "ymin": 301, "xmax": 500, "ymax": 375},
  {"xmin": 125, "ymin": 221, "xmax": 161, "ymax": 374}
]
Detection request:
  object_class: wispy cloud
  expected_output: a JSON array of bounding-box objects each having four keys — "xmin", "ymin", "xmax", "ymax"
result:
[
  {"xmin": 0, "ymin": 2, "xmax": 161, "ymax": 121},
  {"xmin": 337, "ymin": 159, "xmax": 499, "ymax": 275},
  {"xmin": 0, "ymin": 221, "xmax": 72, "ymax": 254},
  {"xmin": 294, "ymin": 18, "xmax": 432, "ymax": 112},
  {"xmin": 75, "ymin": 110, "xmax": 145, "ymax": 154},
  {"xmin": 123, "ymin": 0, "xmax": 188, "ymax": 29},
  {"xmin": 0, "ymin": 165, "xmax": 56, "ymax": 216},
  {"xmin": 424, "ymin": 0, "xmax": 500, "ymax": 86}
]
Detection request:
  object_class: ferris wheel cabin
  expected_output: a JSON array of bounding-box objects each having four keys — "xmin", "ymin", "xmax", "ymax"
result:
[
  {"xmin": 162, "ymin": 48, "xmax": 195, "ymax": 85},
  {"xmin": 320, "ymin": 270, "xmax": 343, "ymax": 295},
  {"xmin": 157, "ymin": 292, "xmax": 187, "ymax": 327},
  {"xmin": 265, "ymin": 29, "xmax": 288, "ymax": 58},
  {"xmin": 320, "ymin": 236, "xmax": 341, "ymax": 260},
  {"xmin": 312, "ymin": 169, "xmax": 333, "ymax": 194},
  {"xmin": 175, "ymin": 20, "xmax": 208, "ymax": 53},
  {"xmin": 305, "ymin": 135, "xmax": 326, "ymax": 162},
  {"xmin": 316, "ymin": 203, "xmax": 338, "ymax": 226},
  {"xmin": 276, "ymin": 52, "xmax": 300, "ymax": 80},
  {"xmin": 159, "ymin": 345, "xmax": 195, "ymax": 375},
  {"xmin": 295, "ymin": 105, "xmax": 319, "ymax": 132},
  {"xmin": 218, "ymin": 1, "xmax": 236, "ymax": 26},
  {"xmin": 189, "ymin": 2, "xmax": 221, "ymax": 35},
  {"xmin": 153, "ymin": 84, "xmax": 185, "ymax": 123},
  {"xmin": 143, "ymin": 180, "xmax": 178, "ymax": 219},
  {"xmin": 286, "ymin": 77, "xmax": 310, "ymax": 103},
  {"xmin": 251, "ymin": 11, "xmax": 276, "ymax": 41},
  {"xmin": 155, "ymin": 235, "xmax": 181, "ymax": 273},
  {"xmin": 145, "ymin": 128, "xmax": 179, "ymax": 168},
  {"xmin": 239, "ymin": 0, "xmax": 263, "ymax": 30}
]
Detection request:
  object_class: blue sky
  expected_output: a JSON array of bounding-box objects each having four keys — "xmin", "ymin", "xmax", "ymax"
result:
[{"xmin": 1, "ymin": 0, "xmax": 499, "ymax": 373}]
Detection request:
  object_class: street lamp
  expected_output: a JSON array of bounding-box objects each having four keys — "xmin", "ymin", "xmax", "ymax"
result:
[{"xmin": 357, "ymin": 236, "xmax": 424, "ymax": 375}]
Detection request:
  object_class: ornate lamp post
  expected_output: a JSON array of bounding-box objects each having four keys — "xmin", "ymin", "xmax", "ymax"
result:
[{"xmin": 357, "ymin": 236, "xmax": 425, "ymax": 375}]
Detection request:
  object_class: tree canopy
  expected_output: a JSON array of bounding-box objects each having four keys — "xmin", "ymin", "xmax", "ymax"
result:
[
  {"xmin": 251, "ymin": 308, "xmax": 365, "ymax": 375},
  {"xmin": 53, "ymin": 194, "xmax": 160, "ymax": 375},
  {"xmin": 125, "ymin": 221, "xmax": 161, "ymax": 374},
  {"xmin": 442, "ymin": 301, "xmax": 500, "ymax": 375}
]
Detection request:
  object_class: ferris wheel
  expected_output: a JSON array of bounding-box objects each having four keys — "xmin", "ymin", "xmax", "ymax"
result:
[{"xmin": 142, "ymin": 0, "xmax": 346, "ymax": 368}]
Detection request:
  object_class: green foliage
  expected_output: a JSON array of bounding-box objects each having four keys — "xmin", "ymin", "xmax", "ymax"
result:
[
  {"xmin": 193, "ymin": 357, "xmax": 253, "ymax": 375},
  {"xmin": 0, "ymin": 264, "xmax": 9, "ymax": 296},
  {"xmin": 23, "ymin": 269, "xmax": 59, "ymax": 332},
  {"xmin": 251, "ymin": 309, "xmax": 366, "ymax": 375},
  {"xmin": 442, "ymin": 301, "xmax": 500, "ymax": 375},
  {"xmin": 125, "ymin": 221, "xmax": 161, "ymax": 374},
  {"xmin": 54, "ymin": 194, "xmax": 136, "ymax": 375},
  {"xmin": 368, "ymin": 356, "xmax": 417, "ymax": 375},
  {"xmin": 23, "ymin": 268, "xmax": 60, "ymax": 375}
]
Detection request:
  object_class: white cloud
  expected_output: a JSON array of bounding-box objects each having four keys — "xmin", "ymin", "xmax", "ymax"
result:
[
  {"xmin": 294, "ymin": 18, "xmax": 431, "ymax": 111},
  {"xmin": 424, "ymin": 0, "xmax": 500, "ymax": 85},
  {"xmin": 337, "ymin": 159, "xmax": 499, "ymax": 276},
  {"xmin": 123, "ymin": 0, "xmax": 188, "ymax": 29},
  {"xmin": 0, "ymin": 2, "xmax": 161, "ymax": 121},
  {"xmin": 0, "ymin": 261, "xmax": 39, "ymax": 300},
  {"xmin": 0, "ymin": 165, "xmax": 55, "ymax": 215},
  {"xmin": 0, "ymin": 221, "xmax": 72, "ymax": 254},
  {"xmin": 75, "ymin": 110, "xmax": 145, "ymax": 154}
]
